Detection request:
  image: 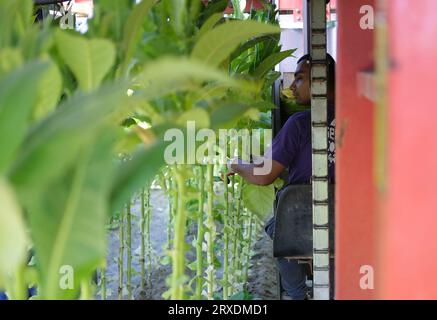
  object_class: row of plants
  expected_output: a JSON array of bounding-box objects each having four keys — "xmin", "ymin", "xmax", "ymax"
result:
[{"xmin": 0, "ymin": 0, "xmax": 293, "ymax": 300}]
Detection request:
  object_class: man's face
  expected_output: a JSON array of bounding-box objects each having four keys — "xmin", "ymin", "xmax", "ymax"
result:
[{"xmin": 290, "ymin": 60, "xmax": 311, "ymax": 106}]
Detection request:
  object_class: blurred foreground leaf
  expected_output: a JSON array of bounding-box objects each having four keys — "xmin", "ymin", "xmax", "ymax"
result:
[
  {"xmin": 55, "ymin": 31, "xmax": 116, "ymax": 91},
  {"xmin": 0, "ymin": 61, "xmax": 49, "ymax": 174},
  {"xmin": 242, "ymin": 183, "xmax": 275, "ymax": 220},
  {"xmin": 0, "ymin": 179, "xmax": 28, "ymax": 284}
]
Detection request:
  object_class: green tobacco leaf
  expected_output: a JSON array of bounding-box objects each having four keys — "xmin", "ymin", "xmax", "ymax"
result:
[
  {"xmin": 114, "ymin": 128, "xmax": 143, "ymax": 154},
  {"xmin": 10, "ymin": 83, "xmax": 127, "ymax": 200},
  {"xmin": 252, "ymin": 49, "xmax": 296, "ymax": 79},
  {"xmin": 27, "ymin": 131, "xmax": 115, "ymax": 299},
  {"xmin": 273, "ymin": 178, "xmax": 284, "ymax": 189},
  {"xmin": 120, "ymin": 0, "xmax": 156, "ymax": 75},
  {"xmin": 230, "ymin": 34, "xmax": 278, "ymax": 61},
  {"xmin": 229, "ymin": 290, "xmax": 254, "ymax": 300},
  {"xmin": 0, "ymin": 48, "xmax": 23, "ymax": 77},
  {"xmin": 210, "ymin": 102, "xmax": 251, "ymax": 130},
  {"xmin": 191, "ymin": 20, "xmax": 280, "ymax": 67},
  {"xmin": 0, "ymin": 0, "xmax": 33, "ymax": 48},
  {"xmin": 262, "ymin": 70, "xmax": 281, "ymax": 90},
  {"xmin": 191, "ymin": 83, "xmax": 229, "ymax": 104},
  {"xmin": 0, "ymin": 61, "xmax": 49, "ymax": 174},
  {"xmin": 126, "ymin": 96, "xmax": 164, "ymax": 125},
  {"xmin": 169, "ymin": 0, "xmax": 188, "ymax": 37},
  {"xmin": 251, "ymin": 100, "xmax": 277, "ymax": 112},
  {"xmin": 177, "ymin": 108, "xmax": 210, "ymax": 128},
  {"xmin": 33, "ymin": 58, "xmax": 63, "ymax": 121},
  {"xmin": 198, "ymin": 0, "xmax": 228, "ymax": 27},
  {"xmin": 187, "ymin": 261, "xmax": 197, "ymax": 271},
  {"xmin": 0, "ymin": 179, "xmax": 28, "ymax": 281},
  {"xmin": 95, "ymin": 0, "xmax": 132, "ymax": 41},
  {"xmin": 110, "ymin": 140, "xmax": 167, "ymax": 213},
  {"xmin": 242, "ymin": 183, "xmax": 275, "ymax": 220},
  {"xmin": 196, "ymin": 12, "xmax": 223, "ymax": 40},
  {"xmin": 133, "ymin": 57, "xmax": 258, "ymax": 100},
  {"xmin": 55, "ymin": 31, "xmax": 116, "ymax": 91}
]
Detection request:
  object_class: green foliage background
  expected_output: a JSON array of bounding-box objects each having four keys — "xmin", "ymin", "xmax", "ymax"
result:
[{"xmin": 0, "ymin": 0, "xmax": 293, "ymax": 300}]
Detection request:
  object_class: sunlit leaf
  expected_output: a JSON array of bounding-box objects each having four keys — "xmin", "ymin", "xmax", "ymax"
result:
[
  {"xmin": 0, "ymin": 61, "xmax": 49, "ymax": 174},
  {"xmin": 252, "ymin": 49, "xmax": 296, "ymax": 79},
  {"xmin": 27, "ymin": 131, "xmax": 115, "ymax": 299},
  {"xmin": 210, "ymin": 102, "xmax": 251, "ymax": 130},
  {"xmin": 55, "ymin": 31, "xmax": 116, "ymax": 91},
  {"xmin": 281, "ymin": 88, "xmax": 294, "ymax": 99},
  {"xmin": 230, "ymin": 34, "xmax": 279, "ymax": 61},
  {"xmin": 0, "ymin": 0, "xmax": 33, "ymax": 48},
  {"xmin": 196, "ymin": 12, "xmax": 223, "ymax": 40},
  {"xmin": 242, "ymin": 183, "xmax": 275, "ymax": 219},
  {"xmin": 198, "ymin": 0, "xmax": 227, "ymax": 27},
  {"xmin": 0, "ymin": 48, "xmax": 23, "ymax": 77},
  {"xmin": 33, "ymin": 58, "xmax": 63, "ymax": 121},
  {"xmin": 177, "ymin": 108, "xmax": 210, "ymax": 128},
  {"xmin": 0, "ymin": 179, "xmax": 28, "ymax": 281},
  {"xmin": 120, "ymin": 0, "xmax": 156, "ymax": 75},
  {"xmin": 110, "ymin": 140, "xmax": 167, "ymax": 212},
  {"xmin": 191, "ymin": 20, "xmax": 280, "ymax": 67},
  {"xmin": 133, "ymin": 57, "xmax": 258, "ymax": 100},
  {"xmin": 10, "ymin": 82, "xmax": 127, "ymax": 197}
]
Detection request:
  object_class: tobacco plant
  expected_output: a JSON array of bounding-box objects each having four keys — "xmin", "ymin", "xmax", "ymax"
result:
[{"xmin": 0, "ymin": 0, "xmax": 288, "ymax": 300}]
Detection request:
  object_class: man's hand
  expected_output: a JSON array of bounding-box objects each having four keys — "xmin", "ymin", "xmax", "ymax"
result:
[
  {"xmin": 226, "ymin": 157, "xmax": 250, "ymax": 175},
  {"xmin": 226, "ymin": 157, "xmax": 238, "ymax": 175},
  {"xmin": 226, "ymin": 157, "xmax": 286, "ymax": 186}
]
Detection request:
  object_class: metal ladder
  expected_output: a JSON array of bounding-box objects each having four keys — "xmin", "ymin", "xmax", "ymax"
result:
[{"xmin": 309, "ymin": 0, "xmax": 331, "ymax": 300}]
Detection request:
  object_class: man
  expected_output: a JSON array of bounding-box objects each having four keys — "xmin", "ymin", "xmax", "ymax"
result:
[{"xmin": 228, "ymin": 54, "xmax": 336, "ymax": 300}]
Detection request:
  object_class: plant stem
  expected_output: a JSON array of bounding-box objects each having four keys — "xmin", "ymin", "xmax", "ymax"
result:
[
  {"xmin": 231, "ymin": 175, "xmax": 243, "ymax": 291},
  {"xmin": 80, "ymin": 279, "xmax": 93, "ymax": 300},
  {"xmin": 230, "ymin": 175, "xmax": 235, "ymax": 199},
  {"xmin": 170, "ymin": 166, "xmax": 188, "ymax": 300},
  {"xmin": 101, "ymin": 267, "xmax": 107, "ymax": 300},
  {"xmin": 223, "ymin": 165, "xmax": 230, "ymax": 300},
  {"xmin": 10, "ymin": 265, "xmax": 26, "ymax": 300},
  {"xmin": 126, "ymin": 200, "xmax": 133, "ymax": 300},
  {"xmin": 228, "ymin": 174, "xmax": 235, "ymax": 295},
  {"xmin": 118, "ymin": 207, "xmax": 125, "ymax": 300},
  {"xmin": 159, "ymin": 172, "xmax": 172, "ymax": 252},
  {"xmin": 140, "ymin": 187, "xmax": 146, "ymax": 293},
  {"xmin": 242, "ymin": 210, "xmax": 254, "ymax": 286},
  {"xmin": 205, "ymin": 163, "xmax": 216, "ymax": 300},
  {"xmin": 169, "ymin": 177, "xmax": 177, "ymax": 251},
  {"xmin": 146, "ymin": 187, "xmax": 152, "ymax": 289},
  {"xmin": 195, "ymin": 165, "xmax": 205, "ymax": 300},
  {"xmin": 237, "ymin": 210, "xmax": 247, "ymax": 276}
]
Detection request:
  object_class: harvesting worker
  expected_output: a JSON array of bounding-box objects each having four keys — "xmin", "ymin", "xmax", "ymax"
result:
[{"xmin": 227, "ymin": 54, "xmax": 336, "ymax": 300}]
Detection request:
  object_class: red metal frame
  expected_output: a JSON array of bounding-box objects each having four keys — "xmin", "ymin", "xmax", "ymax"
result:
[
  {"xmin": 379, "ymin": 0, "xmax": 437, "ymax": 299},
  {"xmin": 335, "ymin": 0, "xmax": 377, "ymax": 300},
  {"xmin": 336, "ymin": 0, "xmax": 437, "ymax": 299}
]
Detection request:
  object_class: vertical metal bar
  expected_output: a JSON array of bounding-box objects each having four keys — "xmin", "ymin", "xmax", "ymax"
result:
[
  {"xmin": 303, "ymin": 0, "xmax": 311, "ymax": 54},
  {"xmin": 310, "ymin": 0, "xmax": 330, "ymax": 300},
  {"xmin": 272, "ymin": 80, "xmax": 282, "ymax": 137},
  {"xmin": 272, "ymin": 0, "xmax": 282, "ymax": 138},
  {"xmin": 374, "ymin": 0, "xmax": 388, "ymax": 194}
]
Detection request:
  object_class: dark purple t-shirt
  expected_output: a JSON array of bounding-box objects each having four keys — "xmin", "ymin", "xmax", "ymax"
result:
[{"xmin": 271, "ymin": 106, "xmax": 336, "ymax": 184}]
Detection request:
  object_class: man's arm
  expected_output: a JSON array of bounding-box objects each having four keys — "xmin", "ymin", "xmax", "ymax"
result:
[{"xmin": 229, "ymin": 159, "xmax": 285, "ymax": 186}]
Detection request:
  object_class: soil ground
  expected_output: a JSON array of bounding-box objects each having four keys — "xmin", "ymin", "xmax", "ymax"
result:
[{"xmin": 102, "ymin": 189, "xmax": 278, "ymax": 300}]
